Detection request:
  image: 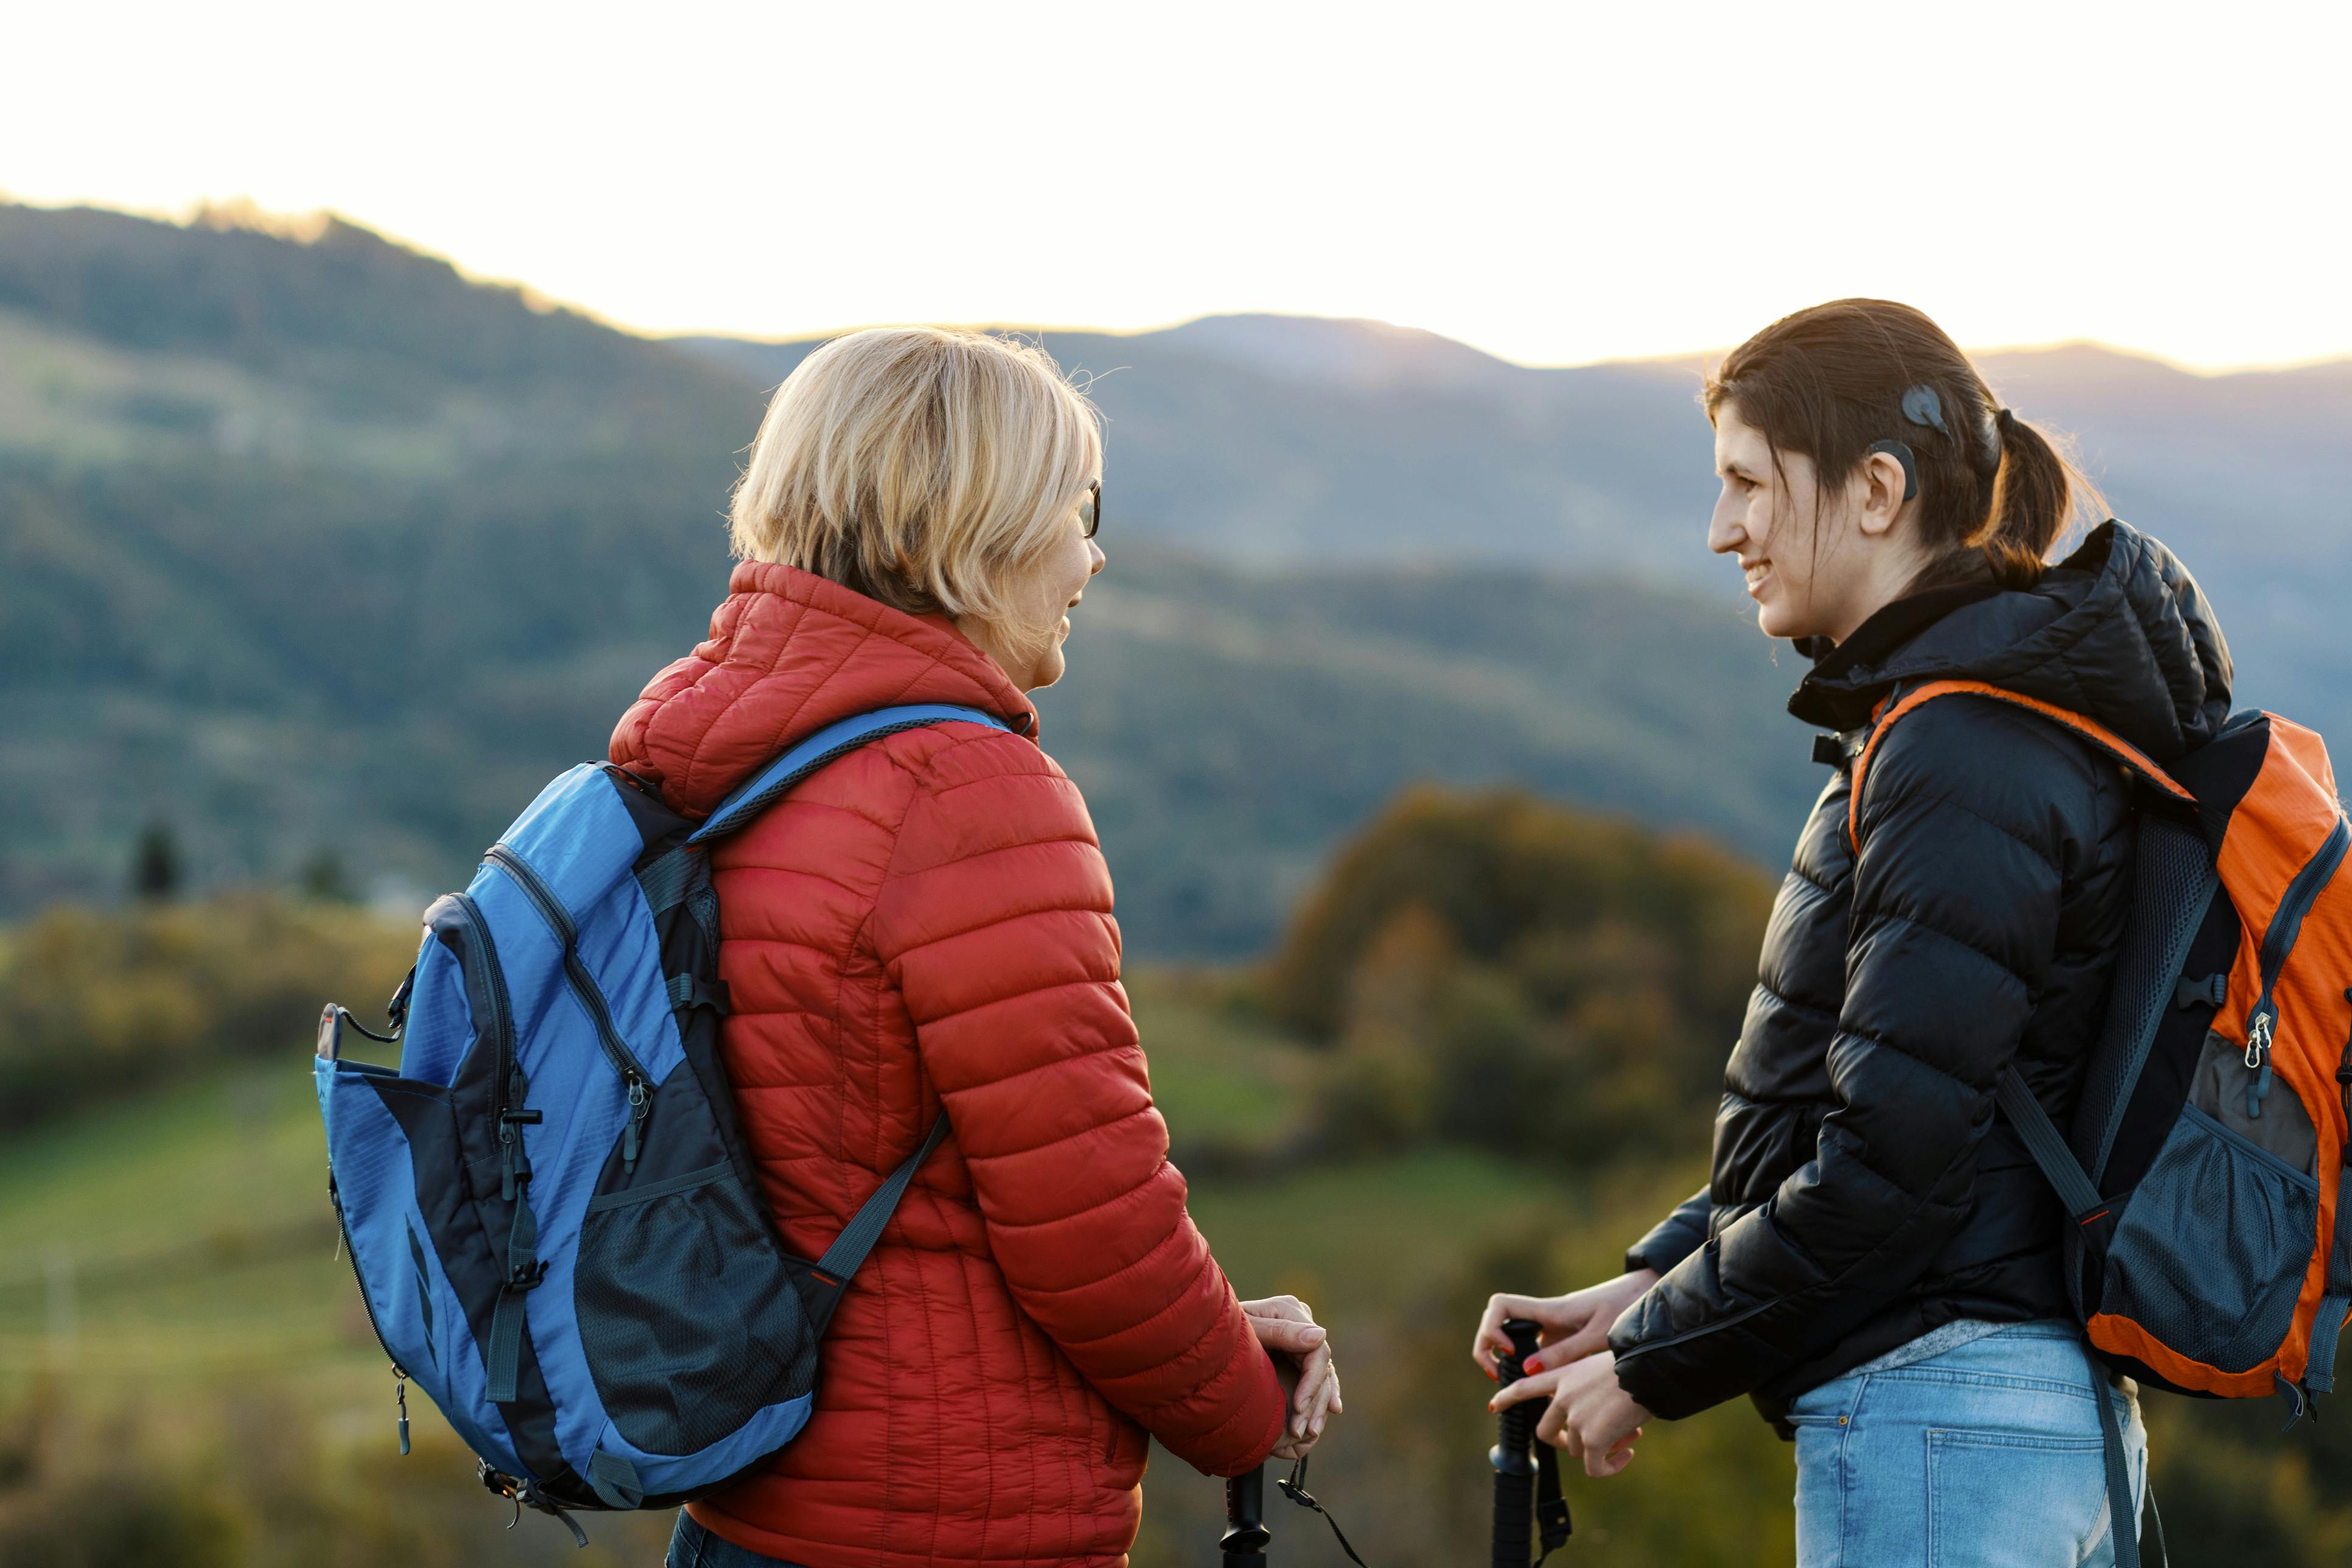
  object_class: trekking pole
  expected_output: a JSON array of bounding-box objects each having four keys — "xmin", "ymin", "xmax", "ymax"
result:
[
  {"xmin": 1222, "ymin": 1464, "xmax": 1270, "ymax": 1565},
  {"xmin": 1491, "ymin": 1318, "xmax": 1571, "ymax": 1566}
]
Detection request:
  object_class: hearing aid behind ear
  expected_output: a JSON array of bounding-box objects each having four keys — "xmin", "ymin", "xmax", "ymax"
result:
[
  {"xmin": 1866, "ymin": 438, "xmax": 1919, "ymax": 502},
  {"xmin": 1899, "ymin": 383, "xmax": 1950, "ymax": 436}
]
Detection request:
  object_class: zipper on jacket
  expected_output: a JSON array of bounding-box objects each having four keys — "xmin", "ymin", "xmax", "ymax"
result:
[
  {"xmin": 483, "ymin": 844, "xmax": 655, "ymax": 1165},
  {"xmin": 2243, "ymin": 816, "xmax": 2350, "ymax": 1119}
]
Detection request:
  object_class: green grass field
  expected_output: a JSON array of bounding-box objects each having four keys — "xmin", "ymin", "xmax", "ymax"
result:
[
  {"xmin": 0, "ymin": 1021, "xmax": 1564, "ymax": 1405},
  {"xmin": 0, "ymin": 974, "xmax": 1801, "ymax": 1566}
]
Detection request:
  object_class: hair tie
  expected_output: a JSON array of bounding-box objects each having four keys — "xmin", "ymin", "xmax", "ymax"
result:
[{"xmin": 1974, "ymin": 406, "xmax": 2015, "ymax": 474}]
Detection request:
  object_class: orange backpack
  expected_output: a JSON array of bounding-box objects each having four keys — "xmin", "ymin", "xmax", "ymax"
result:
[
  {"xmin": 1854, "ymin": 683, "xmax": 2352, "ymax": 1563},
  {"xmin": 1857, "ymin": 682, "xmax": 2352, "ymax": 1400}
]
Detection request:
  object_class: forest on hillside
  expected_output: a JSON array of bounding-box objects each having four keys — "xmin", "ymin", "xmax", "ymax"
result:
[
  {"xmin": 7, "ymin": 199, "xmax": 2352, "ymax": 1564},
  {"xmin": 3, "ymin": 789, "xmax": 2347, "ymax": 1564},
  {"xmin": 0, "ymin": 201, "xmax": 1825, "ymax": 954},
  {"xmin": 9, "ymin": 201, "xmax": 2352, "ymax": 953}
]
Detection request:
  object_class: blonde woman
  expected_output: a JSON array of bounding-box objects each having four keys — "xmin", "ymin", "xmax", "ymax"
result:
[{"xmin": 611, "ymin": 328, "xmax": 1339, "ymax": 1568}]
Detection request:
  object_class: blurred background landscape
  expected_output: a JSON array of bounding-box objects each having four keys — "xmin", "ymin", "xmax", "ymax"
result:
[{"xmin": 3, "ymin": 197, "xmax": 2350, "ymax": 1567}]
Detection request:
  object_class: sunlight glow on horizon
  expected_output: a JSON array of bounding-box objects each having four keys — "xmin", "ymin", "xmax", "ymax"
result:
[{"xmin": 8, "ymin": 1, "xmax": 2350, "ymax": 374}]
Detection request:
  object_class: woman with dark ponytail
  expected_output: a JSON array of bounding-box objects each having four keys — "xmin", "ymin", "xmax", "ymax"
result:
[{"xmin": 1474, "ymin": 299, "xmax": 2235, "ymax": 1564}]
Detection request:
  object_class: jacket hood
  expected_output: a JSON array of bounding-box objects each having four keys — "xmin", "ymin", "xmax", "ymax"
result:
[
  {"xmin": 1790, "ymin": 520, "xmax": 2235, "ymax": 761},
  {"xmin": 609, "ymin": 561, "xmax": 1035, "ymax": 819}
]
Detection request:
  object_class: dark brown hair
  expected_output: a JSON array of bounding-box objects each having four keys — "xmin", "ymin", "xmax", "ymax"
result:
[{"xmin": 1704, "ymin": 298, "xmax": 2102, "ymax": 590}]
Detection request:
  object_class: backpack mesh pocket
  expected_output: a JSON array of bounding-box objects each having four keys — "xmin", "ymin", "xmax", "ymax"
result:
[
  {"xmin": 573, "ymin": 1163, "xmax": 818, "ymax": 1457},
  {"xmin": 2098, "ymin": 1103, "xmax": 2320, "ymax": 1374}
]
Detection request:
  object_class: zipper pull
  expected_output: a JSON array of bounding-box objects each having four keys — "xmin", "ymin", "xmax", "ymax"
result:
[
  {"xmin": 501, "ymin": 1066, "xmax": 534, "ymax": 1201},
  {"xmin": 2247, "ymin": 1006, "xmax": 2278, "ymax": 1119},
  {"xmin": 624, "ymin": 1079, "xmax": 649, "ymax": 1170},
  {"xmin": 396, "ymin": 1369, "xmax": 412, "ymax": 1456}
]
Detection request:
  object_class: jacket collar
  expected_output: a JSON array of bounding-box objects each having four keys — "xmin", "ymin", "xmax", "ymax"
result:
[
  {"xmin": 1787, "ymin": 521, "xmax": 2234, "ymax": 761},
  {"xmin": 609, "ymin": 562, "xmax": 1037, "ymax": 818},
  {"xmin": 1804, "ymin": 578, "xmax": 2004, "ymax": 688}
]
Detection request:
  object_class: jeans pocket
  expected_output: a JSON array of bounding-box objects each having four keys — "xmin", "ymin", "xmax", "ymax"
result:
[
  {"xmin": 1926, "ymin": 1431, "xmax": 2109, "ymax": 1567},
  {"xmin": 1787, "ymin": 1372, "xmax": 1861, "ymax": 1427}
]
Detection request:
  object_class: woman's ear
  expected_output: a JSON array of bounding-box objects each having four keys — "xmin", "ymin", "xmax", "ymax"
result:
[{"xmin": 1855, "ymin": 448, "xmax": 1914, "ymax": 540}]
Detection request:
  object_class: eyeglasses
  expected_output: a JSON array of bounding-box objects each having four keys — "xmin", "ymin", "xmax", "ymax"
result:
[{"xmin": 1080, "ymin": 479, "xmax": 1102, "ymax": 540}]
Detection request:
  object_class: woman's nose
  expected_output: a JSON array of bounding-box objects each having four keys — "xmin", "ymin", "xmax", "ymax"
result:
[
  {"xmin": 1707, "ymin": 500, "xmax": 1745, "ymax": 556},
  {"xmin": 1088, "ymin": 539, "xmax": 1107, "ymax": 575}
]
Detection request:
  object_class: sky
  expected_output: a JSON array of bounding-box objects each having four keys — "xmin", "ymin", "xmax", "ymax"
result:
[{"xmin": 7, "ymin": 0, "xmax": 2349, "ymax": 370}]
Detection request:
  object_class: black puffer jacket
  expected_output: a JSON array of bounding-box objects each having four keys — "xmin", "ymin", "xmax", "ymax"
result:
[{"xmin": 1608, "ymin": 522, "xmax": 2233, "ymax": 1429}]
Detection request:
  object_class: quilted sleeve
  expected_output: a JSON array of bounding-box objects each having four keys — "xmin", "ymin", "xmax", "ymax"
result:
[
  {"xmin": 1611, "ymin": 700, "xmax": 2099, "ymax": 1417},
  {"xmin": 1623, "ymin": 1187, "xmax": 1712, "ymax": 1277},
  {"xmin": 869, "ymin": 730, "xmax": 1286, "ymax": 1477}
]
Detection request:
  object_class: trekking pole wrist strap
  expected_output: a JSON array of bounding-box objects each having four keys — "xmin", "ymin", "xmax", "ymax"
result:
[{"xmin": 1535, "ymin": 1441, "xmax": 1571, "ymax": 1559}]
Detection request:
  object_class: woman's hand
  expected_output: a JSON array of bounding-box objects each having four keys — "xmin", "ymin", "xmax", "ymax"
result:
[
  {"xmin": 1242, "ymin": 1295, "xmax": 1342, "ymax": 1460},
  {"xmin": 1488, "ymin": 1349, "xmax": 1653, "ymax": 1479},
  {"xmin": 1471, "ymin": 1269, "xmax": 1659, "ymax": 1381}
]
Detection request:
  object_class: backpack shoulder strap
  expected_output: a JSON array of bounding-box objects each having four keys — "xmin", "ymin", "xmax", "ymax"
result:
[
  {"xmin": 688, "ymin": 704, "xmax": 1011, "ymax": 845},
  {"xmin": 1846, "ymin": 681, "xmax": 2172, "ymax": 1568},
  {"xmin": 1996, "ymin": 1064, "xmax": 2109, "ymax": 1224},
  {"xmin": 814, "ymin": 1113, "xmax": 951, "ymax": 1286},
  {"xmin": 678, "ymin": 704, "xmax": 1001, "ymax": 1326},
  {"xmin": 1847, "ymin": 679, "xmax": 2194, "ymax": 854}
]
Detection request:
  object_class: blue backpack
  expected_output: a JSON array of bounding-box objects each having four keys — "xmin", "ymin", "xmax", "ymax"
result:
[{"xmin": 315, "ymin": 705, "xmax": 1007, "ymax": 1541}]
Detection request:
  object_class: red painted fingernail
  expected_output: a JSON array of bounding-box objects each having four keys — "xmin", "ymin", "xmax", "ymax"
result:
[
  {"xmin": 1524, "ymin": 1357, "xmax": 1544, "ymax": 1374},
  {"xmin": 1485, "ymin": 1367, "xmax": 1498, "ymax": 1382}
]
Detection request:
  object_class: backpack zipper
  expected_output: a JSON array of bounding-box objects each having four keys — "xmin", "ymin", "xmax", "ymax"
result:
[
  {"xmin": 443, "ymin": 894, "xmax": 515, "ymax": 1100},
  {"xmin": 482, "ymin": 844, "xmax": 656, "ymax": 1166},
  {"xmin": 439, "ymin": 893, "xmax": 534, "ymax": 1195},
  {"xmin": 2243, "ymin": 816, "xmax": 2351, "ymax": 1119},
  {"xmin": 328, "ymin": 1172, "xmax": 414, "ymax": 1453}
]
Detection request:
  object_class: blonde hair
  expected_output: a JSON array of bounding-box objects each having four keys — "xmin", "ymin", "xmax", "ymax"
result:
[{"xmin": 729, "ymin": 327, "xmax": 1102, "ymax": 625}]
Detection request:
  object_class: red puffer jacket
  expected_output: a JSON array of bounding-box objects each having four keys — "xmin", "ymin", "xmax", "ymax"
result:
[{"xmin": 610, "ymin": 562, "xmax": 1284, "ymax": 1567}]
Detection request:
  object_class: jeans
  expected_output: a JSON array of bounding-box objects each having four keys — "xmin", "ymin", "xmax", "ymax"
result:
[
  {"xmin": 665, "ymin": 1511, "xmax": 807, "ymax": 1568},
  {"xmin": 1788, "ymin": 1321, "xmax": 2148, "ymax": 1567}
]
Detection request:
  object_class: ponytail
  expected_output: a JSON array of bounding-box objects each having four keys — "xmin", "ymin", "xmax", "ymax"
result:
[
  {"xmin": 1971, "ymin": 407, "xmax": 2100, "ymax": 590},
  {"xmin": 1706, "ymin": 299, "xmax": 2105, "ymax": 593}
]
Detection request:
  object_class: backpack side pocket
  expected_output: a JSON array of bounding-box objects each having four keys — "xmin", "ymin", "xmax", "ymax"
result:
[
  {"xmin": 319, "ymin": 1057, "xmax": 531, "ymax": 1475},
  {"xmin": 2092, "ymin": 1101, "xmax": 2320, "ymax": 1390},
  {"xmin": 572, "ymin": 1157, "xmax": 817, "ymax": 1458}
]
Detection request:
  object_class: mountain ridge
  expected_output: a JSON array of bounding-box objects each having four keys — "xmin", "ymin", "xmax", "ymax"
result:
[{"xmin": 4, "ymin": 200, "xmax": 2347, "ymax": 952}]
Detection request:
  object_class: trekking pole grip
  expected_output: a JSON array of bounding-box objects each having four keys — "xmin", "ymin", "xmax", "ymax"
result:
[
  {"xmin": 1490, "ymin": 1318, "xmax": 1543, "ymax": 1566},
  {"xmin": 1222, "ymin": 1465, "xmax": 1269, "ymax": 1564}
]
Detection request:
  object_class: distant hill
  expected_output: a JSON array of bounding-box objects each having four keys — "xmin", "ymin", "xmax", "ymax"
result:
[
  {"xmin": 0, "ymin": 203, "xmax": 1819, "ymax": 953},
  {"xmin": 675, "ymin": 321, "xmax": 1721, "ymax": 578},
  {"xmin": 1039, "ymin": 554, "xmax": 1808, "ymax": 952},
  {"xmin": 4, "ymin": 201, "xmax": 2345, "ymax": 951},
  {"xmin": 685, "ymin": 318, "xmax": 2352, "ymax": 729}
]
